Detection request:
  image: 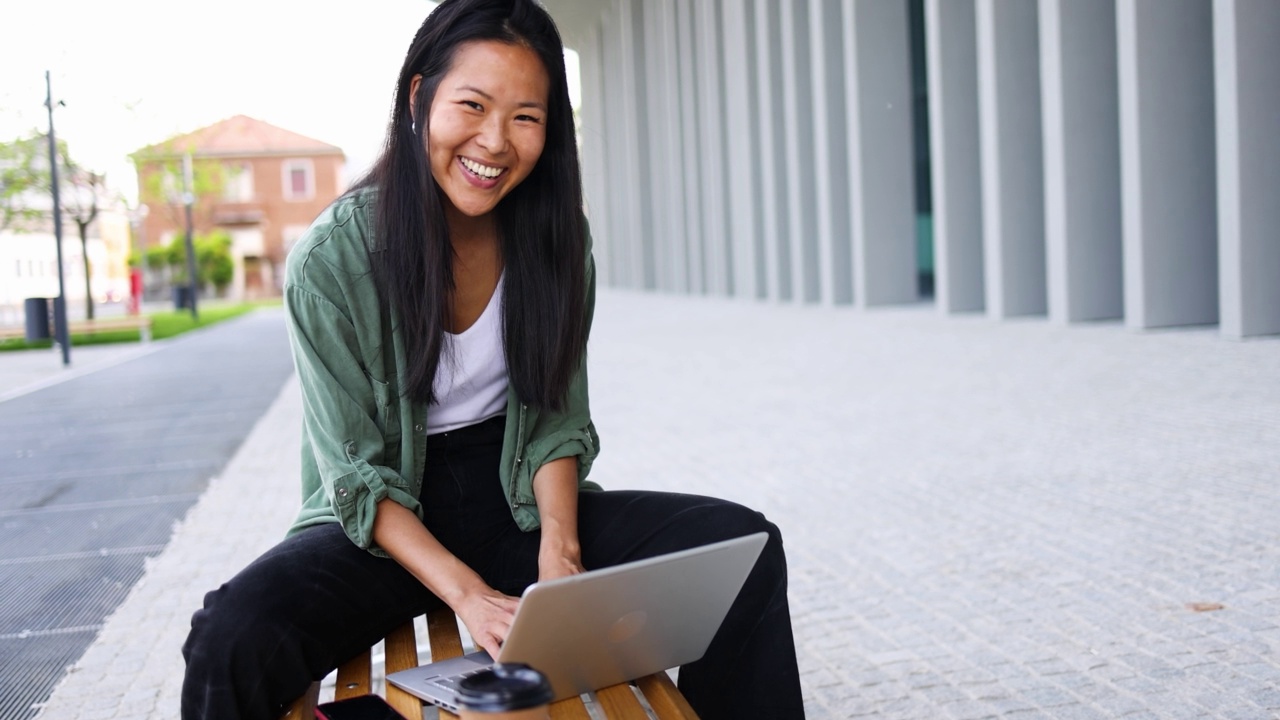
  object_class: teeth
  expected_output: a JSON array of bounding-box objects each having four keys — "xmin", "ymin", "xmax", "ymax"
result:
[{"xmin": 460, "ymin": 157, "xmax": 503, "ymax": 179}]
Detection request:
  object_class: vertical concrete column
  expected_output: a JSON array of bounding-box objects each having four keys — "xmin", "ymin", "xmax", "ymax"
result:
[
  {"xmin": 644, "ymin": 0, "xmax": 685, "ymax": 293},
  {"xmin": 674, "ymin": 0, "xmax": 705, "ymax": 293},
  {"xmin": 628, "ymin": 0, "xmax": 657, "ymax": 290},
  {"xmin": 742, "ymin": 0, "xmax": 769, "ymax": 301},
  {"xmin": 925, "ymin": 0, "xmax": 984, "ymax": 314},
  {"xmin": 600, "ymin": 1, "xmax": 643, "ymax": 289},
  {"xmin": 722, "ymin": 0, "xmax": 761, "ymax": 300},
  {"xmin": 753, "ymin": 0, "xmax": 791, "ymax": 302},
  {"xmin": 808, "ymin": 0, "xmax": 853, "ymax": 305},
  {"xmin": 780, "ymin": 0, "xmax": 822, "ymax": 302},
  {"xmin": 1214, "ymin": 0, "xmax": 1280, "ymax": 338},
  {"xmin": 977, "ymin": 0, "xmax": 1047, "ymax": 318},
  {"xmin": 598, "ymin": 6, "xmax": 625, "ymax": 288},
  {"xmin": 1117, "ymin": 0, "xmax": 1218, "ymax": 329},
  {"xmin": 845, "ymin": 0, "xmax": 917, "ymax": 307},
  {"xmin": 694, "ymin": 0, "xmax": 731, "ymax": 296},
  {"xmin": 578, "ymin": 22, "xmax": 614, "ymax": 289},
  {"xmin": 1039, "ymin": 0, "xmax": 1123, "ymax": 323}
]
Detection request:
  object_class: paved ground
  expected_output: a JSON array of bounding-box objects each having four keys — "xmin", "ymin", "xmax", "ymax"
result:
[
  {"xmin": 6, "ymin": 289, "xmax": 1279, "ymax": 719},
  {"xmin": 0, "ymin": 310, "xmax": 295, "ymax": 720}
]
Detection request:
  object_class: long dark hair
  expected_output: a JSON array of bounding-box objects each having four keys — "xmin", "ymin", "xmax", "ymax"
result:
[{"xmin": 352, "ymin": 0, "xmax": 586, "ymax": 411}]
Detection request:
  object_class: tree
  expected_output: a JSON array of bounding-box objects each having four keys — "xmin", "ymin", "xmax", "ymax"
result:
[
  {"xmin": 167, "ymin": 230, "xmax": 234, "ymax": 294},
  {"xmin": 0, "ymin": 132, "xmax": 48, "ymax": 232},
  {"xmin": 132, "ymin": 139, "xmax": 228, "ymax": 230},
  {"xmin": 2, "ymin": 132, "xmax": 114, "ymax": 318},
  {"xmin": 196, "ymin": 231, "xmax": 235, "ymax": 294},
  {"xmin": 63, "ymin": 161, "xmax": 110, "ymax": 319}
]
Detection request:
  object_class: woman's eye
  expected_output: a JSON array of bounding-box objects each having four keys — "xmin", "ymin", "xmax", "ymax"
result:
[
  {"xmin": 462, "ymin": 100, "xmax": 483, "ymax": 111},
  {"xmin": 516, "ymin": 114, "xmax": 543, "ymax": 124}
]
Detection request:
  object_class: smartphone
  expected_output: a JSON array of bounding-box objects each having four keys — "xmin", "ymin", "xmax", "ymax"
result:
[{"xmin": 314, "ymin": 694, "xmax": 407, "ymax": 720}]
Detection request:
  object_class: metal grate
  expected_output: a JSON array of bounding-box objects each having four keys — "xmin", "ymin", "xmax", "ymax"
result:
[
  {"xmin": 0, "ymin": 630, "xmax": 100, "ymax": 720},
  {"xmin": 0, "ymin": 555, "xmax": 148, "ymax": 639},
  {"xmin": 0, "ymin": 499, "xmax": 193, "ymax": 561}
]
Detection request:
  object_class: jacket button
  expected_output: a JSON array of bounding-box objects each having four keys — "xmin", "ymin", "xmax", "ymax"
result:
[
  {"xmin": 337, "ymin": 487, "xmax": 348, "ymax": 497},
  {"xmin": 414, "ymin": 424, "xmax": 423, "ymax": 433}
]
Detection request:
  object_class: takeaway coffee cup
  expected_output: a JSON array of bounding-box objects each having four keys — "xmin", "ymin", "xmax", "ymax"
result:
[{"xmin": 455, "ymin": 663, "xmax": 554, "ymax": 720}]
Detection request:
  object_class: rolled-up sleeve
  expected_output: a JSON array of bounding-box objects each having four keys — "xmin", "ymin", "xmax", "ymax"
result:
[{"xmin": 285, "ymin": 276, "xmax": 419, "ymax": 551}]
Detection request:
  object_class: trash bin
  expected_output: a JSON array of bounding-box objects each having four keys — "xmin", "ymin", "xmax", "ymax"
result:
[
  {"xmin": 23, "ymin": 297, "xmax": 50, "ymax": 342},
  {"xmin": 172, "ymin": 285, "xmax": 193, "ymax": 310}
]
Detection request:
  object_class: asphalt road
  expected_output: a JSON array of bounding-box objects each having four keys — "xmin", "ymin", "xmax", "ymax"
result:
[{"xmin": 0, "ymin": 308, "xmax": 294, "ymax": 720}]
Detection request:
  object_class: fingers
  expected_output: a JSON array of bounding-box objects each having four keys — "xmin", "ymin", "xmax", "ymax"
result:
[
  {"xmin": 455, "ymin": 588, "xmax": 520, "ymax": 658},
  {"xmin": 475, "ymin": 631, "xmax": 504, "ymax": 660}
]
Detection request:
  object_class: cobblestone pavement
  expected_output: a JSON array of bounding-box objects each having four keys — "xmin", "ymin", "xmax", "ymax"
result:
[{"xmin": 21, "ymin": 289, "xmax": 1280, "ymax": 719}]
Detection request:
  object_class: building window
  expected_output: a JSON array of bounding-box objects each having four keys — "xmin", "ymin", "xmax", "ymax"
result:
[
  {"xmin": 282, "ymin": 159, "xmax": 315, "ymax": 201},
  {"xmin": 223, "ymin": 162, "xmax": 255, "ymax": 202}
]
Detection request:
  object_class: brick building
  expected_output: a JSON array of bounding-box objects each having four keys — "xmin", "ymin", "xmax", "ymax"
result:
[{"xmin": 133, "ymin": 115, "xmax": 344, "ymax": 299}]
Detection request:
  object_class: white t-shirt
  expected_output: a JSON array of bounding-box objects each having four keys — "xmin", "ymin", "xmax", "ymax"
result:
[{"xmin": 428, "ymin": 275, "xmax": 509, "ymax": 434}]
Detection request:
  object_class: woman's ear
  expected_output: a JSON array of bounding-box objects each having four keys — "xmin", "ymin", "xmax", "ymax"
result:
[{"xmin": 408, "ymin": 74, "xmax": 423, "ymax": 128}]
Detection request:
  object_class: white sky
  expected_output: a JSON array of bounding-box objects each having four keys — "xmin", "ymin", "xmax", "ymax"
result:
[{"xmin": 0, "ymin": 0, "xmax": 581, "ymax": 205}]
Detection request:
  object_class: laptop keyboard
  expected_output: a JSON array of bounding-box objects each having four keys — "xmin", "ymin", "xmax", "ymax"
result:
[{"xmin": 429, "ymin": 666, "xmax": 488, "ymax": 692}]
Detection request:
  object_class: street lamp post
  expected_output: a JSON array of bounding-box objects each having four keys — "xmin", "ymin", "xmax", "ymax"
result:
[
  {"xmin": 44, "ymin": 70, "xmax": 70, "ymax": 367},
  {"xmin": 181, "ymin": 153, "xmax": 198, "ymax": 320}
]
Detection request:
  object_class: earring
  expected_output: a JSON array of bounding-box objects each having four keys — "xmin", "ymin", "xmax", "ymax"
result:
[{"xmin": 411, "ymin": 120, "xmax": 417, "ymax": 134}]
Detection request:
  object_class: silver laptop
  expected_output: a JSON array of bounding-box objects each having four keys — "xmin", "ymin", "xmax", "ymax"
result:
[{"xmin": 386, "ymin": 532, "xmax": 768, "ymax": 712}]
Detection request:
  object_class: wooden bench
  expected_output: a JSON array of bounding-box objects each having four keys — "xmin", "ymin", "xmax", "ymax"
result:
[
  {"xmin": 67, "ymin": 316, "xmax": 154, "ymax": 342},
  {"xmin": 0, "ymin": 316, "xmax": 153, "ymax": 343},
  {"xmin": 281, "ymin": 607, "xmax": 698, "ymax": 720}
]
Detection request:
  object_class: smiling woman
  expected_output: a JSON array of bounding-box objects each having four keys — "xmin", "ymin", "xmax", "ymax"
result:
[
  {"xmin": 418, "ymin": 41, "xmax": 549, "ymax": 223},
  {"xmin": 178, "ymin": 2, "xmax": 804, "ymax": 719}
]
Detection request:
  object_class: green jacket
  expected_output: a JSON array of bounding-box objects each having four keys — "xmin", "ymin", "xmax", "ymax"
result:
[{"xmin": 282, "ymin": 187, "xmax": 601, "ymax": 556}]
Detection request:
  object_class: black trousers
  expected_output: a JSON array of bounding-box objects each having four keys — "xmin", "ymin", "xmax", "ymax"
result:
[{"xmin": 181, "ymin": 416, "xmax": 804, "ymax": 719}]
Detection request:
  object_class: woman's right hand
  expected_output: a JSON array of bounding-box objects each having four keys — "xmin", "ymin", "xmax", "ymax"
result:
[
  {"xmin": 371, "ymin": 499, "xmax": 518, "ymax": 658},
  {"xmin": 453, "ymin": 584, "xmax": 520, "ymax": 659}
]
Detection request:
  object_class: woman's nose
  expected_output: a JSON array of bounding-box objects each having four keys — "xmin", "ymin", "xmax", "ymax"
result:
[{"xmin": 476, "ymin": 117, "xmax": 509, "ymax": 154}]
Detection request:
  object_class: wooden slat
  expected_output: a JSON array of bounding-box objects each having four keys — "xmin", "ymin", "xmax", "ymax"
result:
[
  {"xmin": 635, "ymin": 673, "xmax": 699, "ymax": 719},
  {"xmin": 548, "ymin": 695, "xmax": 594, "ymax": 719},
  {"xmin": 423, "ymin": 610, "xmax": 462, "ymax": 719},
  {"xmin": 595, "ymin": 684, "xmax": 650, "ymax": 719},
  {"xmin": 385, "ymin": 621, "xmax": 423, "ymax": 720},
  {"xmin": 281, "ymin": 610, "xmax": 698, "ymax": 720},
  {"xmin": 426, "ymin": 607, "xmax": 465, "ymax": 660},
  {"xmin": 333, "ymin": 648, "xmax": 372, "ymax": 700},
  {"xmin": 278, "ymin": 680, "xmax": 318, "ymax": 720}
]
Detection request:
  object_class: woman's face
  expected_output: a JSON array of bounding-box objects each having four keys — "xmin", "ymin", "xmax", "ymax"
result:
[{"xmin": 417, "ymin": 40, "xmax": 550, "ymax": 222}]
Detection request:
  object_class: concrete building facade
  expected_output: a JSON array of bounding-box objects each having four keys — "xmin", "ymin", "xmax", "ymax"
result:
[{"xmin": 544, "ymin": 0, "xmax": 1279, "ymax": 339}]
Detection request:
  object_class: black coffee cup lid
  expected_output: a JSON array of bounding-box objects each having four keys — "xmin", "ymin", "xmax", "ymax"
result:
[{"xmin": 456, "ymin": 663, "xmax": 554, "ymax": 711}]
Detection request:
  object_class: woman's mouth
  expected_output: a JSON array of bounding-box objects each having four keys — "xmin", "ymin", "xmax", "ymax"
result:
[{"xmin": 459, "ymin": 156, "xmax": 505, "ymax": 182}]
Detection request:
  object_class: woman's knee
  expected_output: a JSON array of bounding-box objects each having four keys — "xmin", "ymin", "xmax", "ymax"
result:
[
  {"xmin": 701, "ymin": 499, "xmax": 784, "ymax": 550},
  {"xmin": 704, "ymin": 501, "xmax": 788, "ymax": 592},
  {"xmin": 184, "ymin": 577, "xmax": 295, "ymax": 675}
]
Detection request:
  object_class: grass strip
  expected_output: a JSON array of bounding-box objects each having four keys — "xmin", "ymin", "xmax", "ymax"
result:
[{"xmin": 0, "ymin": 300, "xmax": 281, "ymax": 352}]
